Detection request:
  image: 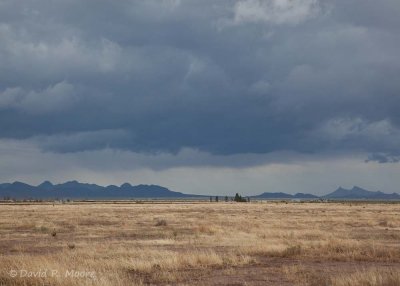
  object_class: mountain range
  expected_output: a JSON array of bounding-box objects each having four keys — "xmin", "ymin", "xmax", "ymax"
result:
[
  {"xmin": 251, "ymin": 192, "xmax": 319, "ymax": 199},
  {"xmin": 322, "ymin": 186, "xmax": 400, "ymax": 200},
  {"xmin": 252, "ymin": 186, "xmax": 400, "ymax": 200},
  {"xmin": 0, "ymin": 181, "xmax": 201, "ymax": 200},
  {"xmin": 0, "ymin": 181, "xmax": 399, "ymax": 200}
]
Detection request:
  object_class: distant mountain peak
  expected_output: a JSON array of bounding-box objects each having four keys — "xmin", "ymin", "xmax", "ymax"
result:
[
  {"xmin": 120, "ymin": 183, "xmax": 132, "ymax": 188},
  {"xmin": 12, "ymin": 181, "xmax": 30, "ymax": 186},
  {"xmin": 38, "ymin": 181, "xmax": 53, "ymax": 187},
  {"xmin": 63, "ymin": 180, "xmax": 79, "ymax": 185},
  {"xmin": 38, "ymin": 181, "xmax": 54, "ymax": 191},
  {"xmin": 324, "ymin": 186, "xmax": 400, "ymax": 200},
  {"xmin": 351, "ymin": 186, "xmax": 366, "ymax": 191},
  {"xmin": 252, "ymin": 191, "xmax": 318, "ymax": 199}
]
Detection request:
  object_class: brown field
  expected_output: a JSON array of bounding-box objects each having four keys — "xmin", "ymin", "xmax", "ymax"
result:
[{"xmin": 0, "ymin": 201, "xmax": 399, "ymax": 286}]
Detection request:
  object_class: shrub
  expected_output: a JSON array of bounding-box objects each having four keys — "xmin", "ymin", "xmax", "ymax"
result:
[
  {"xmin": 155, "ymin": 219, "xmax": 167, "ymax": 226},
  {"xmin": 283, "ymin": 245, "xmax": 302, "ymax": 257}
]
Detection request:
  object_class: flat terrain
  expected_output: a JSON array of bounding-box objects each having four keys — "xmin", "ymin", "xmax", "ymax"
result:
[{"xmin": 0, "ymin": 201, "xmax": 399, "ymax": 285}]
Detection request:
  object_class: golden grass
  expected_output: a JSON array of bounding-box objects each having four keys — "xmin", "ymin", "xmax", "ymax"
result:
[
  {"xmin": 284, "ymin": 265, "xmax": 400, "ymax": 286},
  {"xmin": 0, "ymin": 202, "xmax": 399, "ymax": 285},
  {"xmin": 332, "ymin": 268, "xmax": 400, "ymax": 286}
]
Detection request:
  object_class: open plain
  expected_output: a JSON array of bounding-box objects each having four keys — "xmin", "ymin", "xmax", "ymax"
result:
[{"xmin": 0, "ymin": 201, "xmax": 399, "ymax": 286}]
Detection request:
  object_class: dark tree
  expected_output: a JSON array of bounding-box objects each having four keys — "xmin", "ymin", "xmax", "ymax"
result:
[{"xmin": 234, "ymin": 193, "xmax": 247, "ymax": 202}]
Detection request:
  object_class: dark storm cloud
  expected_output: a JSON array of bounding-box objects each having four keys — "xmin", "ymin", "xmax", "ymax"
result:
[
  {"xmin": 0, "ymin": 0, "xmax": 399, "ymax": 161},
  {"xmin": 366, "ymin": 153, "xmax": 400, "ymax": 164}
]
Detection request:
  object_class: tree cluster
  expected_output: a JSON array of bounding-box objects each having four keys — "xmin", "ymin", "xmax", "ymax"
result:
[{"xmin": 234, "ymin": 193, "xmax": 248, "ymax": 202}]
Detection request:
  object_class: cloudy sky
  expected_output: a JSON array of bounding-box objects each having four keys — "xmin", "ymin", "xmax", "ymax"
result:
[{"xmin": 1, "ymin": 0, "xmax": 400, "ymax": 195}]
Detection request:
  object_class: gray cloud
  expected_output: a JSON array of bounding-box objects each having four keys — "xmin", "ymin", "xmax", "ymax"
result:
[
  {"xmin": 366, "ymin": 153, "xmax": 400, "ymax": 164},
  {"xmin": 0, "ymin": 81, "xmax": 77, "ymax": 113},
  {"xmin": 231, "ymin": 0, "xmax": 321, "ymax": 26},
  {"xmin": 0, "ymin": 0, "xmax": 399, "ymax": 164}
]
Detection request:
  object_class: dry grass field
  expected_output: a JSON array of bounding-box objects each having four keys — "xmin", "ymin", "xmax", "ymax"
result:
[{"xmin": 0, "ymin": 201, "xmax": 399, "ymax": 285}]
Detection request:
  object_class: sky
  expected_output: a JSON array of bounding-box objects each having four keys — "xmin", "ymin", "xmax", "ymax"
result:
[{"xmin": 0, "ymin": 0, "xmax": 400, "ymax": 196}]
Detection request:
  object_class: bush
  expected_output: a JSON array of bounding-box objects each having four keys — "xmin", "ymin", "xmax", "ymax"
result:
[
  {"xmin": 283, "ymin": 245, "xmax": 302, "ymax": 257},
  {"xmin": 155, "ymin": 219, "xmax": 167, "ymax": 226}
]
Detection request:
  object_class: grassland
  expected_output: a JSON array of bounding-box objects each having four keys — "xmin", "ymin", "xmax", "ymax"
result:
[{"xmin": 0, "ymin": 201, "xmax": 399, "ymax": 285}]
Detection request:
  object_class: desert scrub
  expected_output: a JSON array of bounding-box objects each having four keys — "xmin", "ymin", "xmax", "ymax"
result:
[{"xmin": 155, "ymin": 219, "xmax": 167, "ymax": 226}]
